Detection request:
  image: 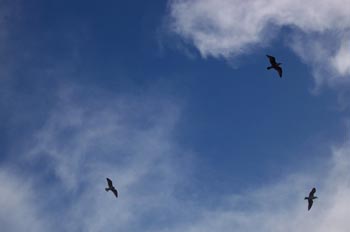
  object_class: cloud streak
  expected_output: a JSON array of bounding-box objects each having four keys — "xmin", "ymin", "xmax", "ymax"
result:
[{"xmin": 161, "ymin": 141, "xmax": 350, "ymax": 232}]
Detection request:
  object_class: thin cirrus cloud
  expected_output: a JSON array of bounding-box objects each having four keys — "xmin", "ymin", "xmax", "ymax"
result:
[
  {"xmin": 168, "ymin": 0, "xmax": 350, "ymax": 88},
  {"xmin": 1, "ymin": 85, "xmax": 193, "ymax": 232},
  {"xmin": 2, "ymin": 84, "xmax": 350, "ymax": 231}
]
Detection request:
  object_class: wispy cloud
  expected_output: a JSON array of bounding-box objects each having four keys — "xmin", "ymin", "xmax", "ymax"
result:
[
  {"xmin": 168, "ymin": 0, "xmax": 350, "ymax": 89},
  {"xmin": 1, "ymin": 84, "xmax": 194, "ymax": 232},
  {"xmin": 2, "ymin": 82, "xmax": 350, "ymax": 231}
]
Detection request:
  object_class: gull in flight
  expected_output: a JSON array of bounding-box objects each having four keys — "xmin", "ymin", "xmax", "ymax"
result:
[
  {"xmin": 266, "ymin": 55, "xmax": 283, "ymax": 78},
  {"xmin": 304, "ymin": 187, "xmax": 317, "ymax": 211},
  {"xmin": 105, "ymin": 178, "xmax": 118, "ymax": 198}
]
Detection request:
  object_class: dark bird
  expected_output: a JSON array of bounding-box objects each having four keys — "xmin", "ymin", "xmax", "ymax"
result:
[
  {"xmin": 304, "ymin": 187, "xmax": 317, "ymax": 210},
  {"xmin": 105, "ymin": 178, "xmax": 118, "ymax": 198},
  {"xmin": 266, "ymin": 55, "xmax": 283, "ymax": 77}
]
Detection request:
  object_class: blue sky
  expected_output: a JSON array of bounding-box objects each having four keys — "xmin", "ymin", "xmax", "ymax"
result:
[{"xmin": 2, "ymin": 0, "xmax": 350, "ymax": 231}]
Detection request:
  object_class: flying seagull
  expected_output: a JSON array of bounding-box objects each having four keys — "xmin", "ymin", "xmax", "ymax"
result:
[
  {"xmin": 105, "ymin": 178, "xmax": 118, "ymax": 198},
  {"xmin": 304, "ymin": 187, "xmax": 317, "ymax": 210},
  {"xmin": 266, "ymin": 55, "xmax": 282, "ymax": 78}
]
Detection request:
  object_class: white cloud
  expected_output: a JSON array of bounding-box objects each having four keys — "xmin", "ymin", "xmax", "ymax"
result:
[
  {"xmin": 331, "ymin": 38, "xmax": 350, "ymax": 77},
  {"xmin": 168, "ymin": 0, "xmax": 350, "ymax": 88}
]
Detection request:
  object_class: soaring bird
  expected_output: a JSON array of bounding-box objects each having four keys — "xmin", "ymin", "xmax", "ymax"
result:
[
  {"xmin": 304, "ymin": 187, "xmax": 317, "ymax": 210},
  {"xmin": 266, "ymin": 55, "xmax": 282, "ymax": 78},
  {"xmin": 105, "ymin": 178, "xmax": 118, "ymax": 198}
]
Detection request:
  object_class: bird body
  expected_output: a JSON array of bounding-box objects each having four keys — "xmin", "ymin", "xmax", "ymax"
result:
[
  {"xmin": 304, "ymin": 187, "xmax": 317, "ymax": 210},
  {"xmin": 106, "ymin": 177, "xmax": 118, "ymax": 198},
  {"xmin": 266, "ymin": 55, "xmax": 283, "ymax": 77}
]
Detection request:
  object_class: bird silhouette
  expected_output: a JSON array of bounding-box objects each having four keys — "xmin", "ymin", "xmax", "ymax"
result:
[
  {"xmin": 304, "ymin": 187, "xmax": 317, "ymax": 210},
  {"xmin": 105, "ymin": 178, "xmax": 118, "ymax": 198},
  {"xmin": 266, "ymin": 55, "xmax": 282, "ymax": 78}
]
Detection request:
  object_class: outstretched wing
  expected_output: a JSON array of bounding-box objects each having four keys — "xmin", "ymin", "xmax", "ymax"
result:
[
  {"xmin": 266, "ymin": 55, "xmax": 276, "ymax": 65},
  {"xmin": 111, "ymin": 188, "xmax": 118, "ymax": 198},
  {"xmin": 308, "ymin": 199, "xmax": 313, "ymax": 210},
  {"xmin": 106, "ymin": 178, "xmax": 113, "ymax": 188},
  {"xmin": 276, "ymin": 66, "xmax": 282, "ymax": 77},
  {"xmin": 309, "ymin": 188, "xmax": 316, "ymax": 198}
]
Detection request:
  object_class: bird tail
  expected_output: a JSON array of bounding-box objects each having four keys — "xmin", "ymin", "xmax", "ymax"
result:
[
  {"xmin": 105, "ymin": 188, "xmax": 109, "ymax": 192},
  {"xmin": 267, "ymin": 66, "xmax": 272, "ymax": 70}
]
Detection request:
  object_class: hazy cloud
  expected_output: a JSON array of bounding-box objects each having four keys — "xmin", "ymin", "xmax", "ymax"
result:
[
  {"xmin": 0, "ymin": 169, "xmax": 47, "ymax": 231},
  {"xmin": 2, "ymin": 83, "xmax": 350, "ymax": 231},
  {"xmin": 0, "ymin": 84, "xmax": 194, "ymax": 232}
]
